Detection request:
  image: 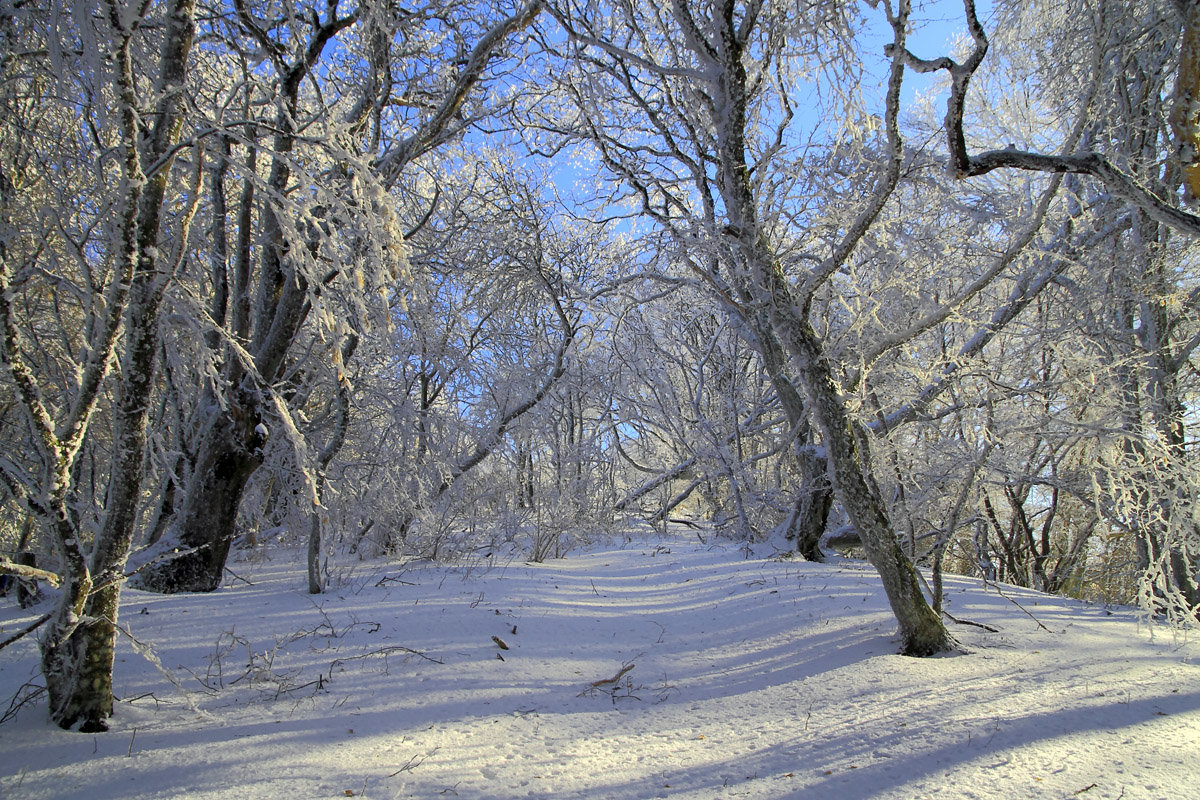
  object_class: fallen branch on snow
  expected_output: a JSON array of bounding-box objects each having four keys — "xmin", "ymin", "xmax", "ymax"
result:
[{"xmin": 589, "ymin": 663, "xmax": 635, "ymax": 688}]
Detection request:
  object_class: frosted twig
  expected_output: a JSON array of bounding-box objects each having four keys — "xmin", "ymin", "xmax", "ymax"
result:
[
  {"xmin": 985, "ymin": 582, "xmax": 1060, "ymax": 634},
  {"xmin": 0, "ymin": 613, "xmax": 50, "ymax": 653},
  {"xmin": 115, "ymin": 619, "xmax": 213, "ymax": 719},
  {"xmin": 326, "ymin": 646, "xmax": 443, "ymax": 681}
]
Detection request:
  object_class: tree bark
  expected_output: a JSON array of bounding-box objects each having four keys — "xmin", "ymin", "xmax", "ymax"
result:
[
  {"xmin": 750, "ymin": 310, "xmax": 831, "ymax": 560},
  {"xmin": 1170, "ymin": 0, "xmax": 1200, "ymax": 199}
]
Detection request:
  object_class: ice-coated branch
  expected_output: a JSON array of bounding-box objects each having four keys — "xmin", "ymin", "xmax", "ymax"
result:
[
  {"xmin": 379, "ymin": 0, "xmax": 544, "ymax": 184},
  {"xmin": 903, "ymin": 0, "xmax": 1200, "ymax": 236},
  {"xmin": 799, "ymin": 0, "xmax": 910, "ymax": 308},
  {"xmin": 0, "ymin": 557, "xmax": 61, "ymax": 586}
]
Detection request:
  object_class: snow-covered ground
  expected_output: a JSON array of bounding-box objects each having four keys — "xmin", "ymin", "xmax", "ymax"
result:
[{"xmin": 1, "ymin": 534, "xmax": 1196, "ymax": 799}]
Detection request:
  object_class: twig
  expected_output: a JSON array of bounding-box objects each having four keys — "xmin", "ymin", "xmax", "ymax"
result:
[
  {"xmin": 0, "ymin": 613, "xmax": 51, "ymax": 652},
  {"xmin": 223, "ymin": 566, "xmax": 254, "ymax": 586},
  {"xmin": 0, "ymin": 682, "xmax": 46, "ymax": 725},
  {"xmin": 122, "ymin": 692, "xmax": 163, "ymax": 707},
  {"xmin": 326, "ymin": 646, "xmax": 443, "ymax": 681},
  {"xmin": 389, "ymin": 750, "xmax": 435, "ymax": 777},
  {"xmin": 590, "ymin": 663, "xmax": 634, "ymax": 688},
  {"xmin": 272, "ymin": 676, "xmax": 327, "ymax": 699},
  {"xmin": 986, "ymin": 582, "xmax": 1061, "ymax": 634},
  {"xmin": 943, "ymin": 610, "xmax": 1000, "ymax": 633},
  {"xmin": 375, "ymin": 575, "xmax": 416, "ymax": 587}
]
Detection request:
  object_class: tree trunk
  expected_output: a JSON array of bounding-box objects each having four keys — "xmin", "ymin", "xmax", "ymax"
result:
[
  {"xmin": 778, "ymin": 315, "xmax": 955, "ymax": 655},
  {"xmin": 786, "ymin": 450, "xmax": 834, "ymax": 562},
  {"xmin": 42, "ymin": 585, "xmax": 121, "ymax": 733},
  {"xmin": 131, "ymin": 387, "xmax": 266, "ymax": 593},
  {"xmin": 307, "ymin": 509, "xmax": 324, "ymax": 595},
  {"xmin": 35, "ymin": 0, "xmax": 198, "ymax": 730},
  {"xmin": 648, "ymin": 0, "xmax": 950, "ymax": 654},
  {"xmin": 750, "ymin": 310, "xmax": 831, "ymax": 560}
]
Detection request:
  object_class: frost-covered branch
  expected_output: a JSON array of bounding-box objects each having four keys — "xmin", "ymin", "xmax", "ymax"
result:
[
  {"xmin": 904, "ymin": 0, "xmax": 1200, "ymax": 236},
  {"xmin": 0, "ymin": 557, "xmax": 61, "ymax": 586},
  {"xmin": 379, "ymin": 0, "xmax": 543, "ymax": 183},
  {"xmin": 798, "ymin": 0, "xmax": 909, "ymax": 307},
  {"xmin": 849, "ymin": 49, "xmax": 1102, "ymax": 392}
]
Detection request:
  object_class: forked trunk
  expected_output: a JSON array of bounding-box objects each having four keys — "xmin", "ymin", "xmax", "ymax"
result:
[
  {"xmin": 132, "ymin": 390, "xmax": 266, "ymax": 593},
  {"xmin": 41, "ymin": 583, "xmax": 121, "ymax": 732}
]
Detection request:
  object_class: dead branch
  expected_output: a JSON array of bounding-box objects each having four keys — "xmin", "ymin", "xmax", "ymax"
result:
[
  {"xmin": 942, "ymin": 610, "xmax": 1001, "ymax": 633},
  {"xmin": 0, "ymin": 681, "xmax": 46, "ymax": 724},
  {"xmin": 589, "ymin": 662, "xmax": 634, "ymax": 688},
  {"xmin": 0, "ymin": 613, "xmax": 50, "ymax": 652},
  {"xmin": 326, "ymin": 646, "xmax": 443, "ymax": 682},
  {"xmin": 0, "ymin": 557, "xmax": 60, "ymax": 586}
]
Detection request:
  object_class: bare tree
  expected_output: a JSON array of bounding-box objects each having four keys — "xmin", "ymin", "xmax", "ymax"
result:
[
  {"xmin": 535, "ymin": 0, "xmax": 956, "ymax": 654},
  {"xmin": 134, "ymin": 0, "xmax": 545, "ymax": 592},
  {"xmin": 0, "ymin": 0, "xmax": 198, "ymax": 730}
]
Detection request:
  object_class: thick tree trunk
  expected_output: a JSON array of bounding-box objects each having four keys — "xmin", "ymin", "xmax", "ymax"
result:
[
  {"xmin": 787, "ymin": 450, "xmax": 834, "ymax": 562},
  {"xmin": 38, "ymin": 564, "xmax": 91, "ymax": 729},
  {"xmin": 132, "ymin": 388, "xmax": 266, "ymax": 592},
  {"xmin": 307, "ymin": 509, "xmax": 323, "ymax": 595},
  {"xmin": 42, "ymin": 584, "xmax": 121, "ymax": 732}
]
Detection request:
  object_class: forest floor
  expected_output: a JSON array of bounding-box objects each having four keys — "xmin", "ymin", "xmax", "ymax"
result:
[{"xmin": 0, "ymin": 532, "xmax": 1197, "ymax": 799}]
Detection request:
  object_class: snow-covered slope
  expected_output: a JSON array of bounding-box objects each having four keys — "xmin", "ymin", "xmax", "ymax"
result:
[{"xmin": 1, "ymin": 536, "xmax": 1196, "ymax": 799}]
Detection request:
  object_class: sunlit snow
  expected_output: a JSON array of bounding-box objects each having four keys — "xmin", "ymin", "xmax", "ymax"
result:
[{"xmin": 2, "ymin": 533, "xmax": 1196, "ymax": 799}]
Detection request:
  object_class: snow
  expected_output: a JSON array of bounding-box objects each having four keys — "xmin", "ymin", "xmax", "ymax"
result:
[{"xmin": 1, "ymin": 534, "xmax": 1197, "ymax": 799}]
